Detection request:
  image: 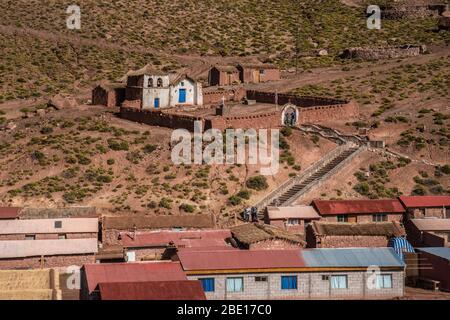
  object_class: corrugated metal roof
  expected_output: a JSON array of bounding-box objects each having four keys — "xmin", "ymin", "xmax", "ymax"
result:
[
  {"xmin": 103, "ymin": 214, "xmax": 214, "ymax": 230},
  {"xmin": 410, "ymin": 218, "xmax": 450, "ymax": 231},
  {"xmin": 0, "ymin": 238, "xmax": 98, "ymax": 259},
  {"xmin": 0, "ymin": 218, "xmax": 98, "ymax": 235},
  {"xmin": 98, "ymin": 281, "xmax": 206, "ymax": 300},
  {"xmin": 267, "ymin": 206, "xmax": 321, "ymax": 220},
  {"xmin": 120, "ymin": 229, "xmax": 231, "ymax": 248},
  {"xmin": 399, "ymin": 196, "xmax": 450, "ymax": 208},
  {"xmin": 312, "ymin": 199, "xmax": 405, "ymax": 215},
  {"xmin": 0, "ymin": 207, "xmax": 21, "ymax": 219},
  {"xmin": 417, "ymin": 247, "xmax": 450, "ymax": 260},
  {"xmin": 302, "ymin": 248, "xmax": 405, "ymax": 268},
  {"xmin": 84, "ymin": 262, "xmax": 187, "ymax": 293},
  {"xmin": 178, "ymin": 249, "xmax": 305, "ymax": 271}
]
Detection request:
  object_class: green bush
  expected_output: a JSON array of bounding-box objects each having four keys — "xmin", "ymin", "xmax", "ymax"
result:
[
  {"xmin": 246, "ymin": 175, "xmax": 268, "ymax": 191},
  {"xmin": 228, "ymin": 195, "xmax": 242, "ymax": 206},
  {"xmin": 236, "ymin": 189, "xmax": 251, "ymax": 200},
  {"xmin": 108, "ymin": 138, "xmax": 129, "ymax": 151},
  {"xmin": 179, "ymin": 203, "xmax": 196, "ymax": 213}
]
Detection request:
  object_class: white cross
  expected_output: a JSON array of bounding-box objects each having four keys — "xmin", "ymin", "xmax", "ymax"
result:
[{"xmin": 221, "ymin": 95, "xmax": 226, "ymax": 107}]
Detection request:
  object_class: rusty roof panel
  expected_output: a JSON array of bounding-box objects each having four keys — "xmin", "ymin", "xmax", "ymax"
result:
[
  {"xmin": 399, "ymin": 196, "xmax": 450, "ymax": 208},
  {"xmin": 312, "ymin": 199, "xmax": 405, "ymax": 215}
]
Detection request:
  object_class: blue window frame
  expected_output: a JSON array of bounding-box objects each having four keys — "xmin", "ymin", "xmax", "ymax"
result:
[
  {"xmin": 281, "ymin": 276, "xmax": 297, "ymax": 290},
  {"xmin": 200, "ymin": 278, "xmax": 215, "ymax": 292}
]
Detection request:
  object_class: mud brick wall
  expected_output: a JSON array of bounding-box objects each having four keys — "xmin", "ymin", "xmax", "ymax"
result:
[
  {"xmin": 203, "ymin": 88, "xmax": 246, "ymax": 105},
  {"xmin": 299, "ymin": 102, "xmax": 359, "ymax": 124},
  {"xmin": 205, "ymin": 111, "xmax": 281, "ymax": 131},
  {"xmin": 0, "ymin": 233, "xmax": 97, "ymax": 241},
  {"xmin": 322, "ymin": 213, "xmax": 403, "ymax": 223},
  {"xmin": 247, "ymin": 90, "xmax": 348, "ymax": 107},
  {"xmin": 0, "ymin": 254, "xmax": 96, "ymax": 270},
  {"xmin": 260, "ymin": 69, "xmax": 281, "ymax": 82},
  {"xmin": 248, "ymin": 239, "xmax": 303, "ymax": 250},
  {"xmin": 120, "ymin": 107, "xmax": 203, "ymax": 131},
  {"xmin": 124, "ymin": 248, "xmax": 165, "ymax": 261},
  {"xmin": 313, "ymin": 235, "xmax": 389, "ymax": 248}
]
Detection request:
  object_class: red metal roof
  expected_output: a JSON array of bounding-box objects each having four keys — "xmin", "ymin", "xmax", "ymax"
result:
[
  {"xmin": 98, "ymin": 281, "xmax": 206, "ymax": 300},
  {"xmin": 83, "ymin": 262, "xmax": 186, "ymax": 293},
  {"xmin": 177, "ymin": 249, "xmax": 305, "ymax": 271},
  {"xmin": 399, "ymin": 196, "xmax": 450, "ymax": 208},
  {"xmin": 312, "ymin": 199, "xmax": 405, "ymax": 215},
  {"xmin": 0, "ymin": 207, "xmax": 21, "ymax": 219},
  {"xmin": 120, "ymin": 229, "xmax": 231, "ymax": 249}
]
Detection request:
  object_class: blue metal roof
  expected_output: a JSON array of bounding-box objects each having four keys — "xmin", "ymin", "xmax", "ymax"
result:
[
  {"xmin": 389, "ymin": 237, "xmax": 415, "ymax": 261},
  {"xmin": 302, "ymin": 248, "xmax": 405, "ymax": 268},
  {"xmin": 418, "ymin": 247, "xmax": 450, "ymax": 260}
]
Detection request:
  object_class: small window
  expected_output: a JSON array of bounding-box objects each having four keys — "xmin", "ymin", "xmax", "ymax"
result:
[
  {"xmin": 376, "ymin": 274, "xmax": 393, "ymax": 289},
  {"xmin": 54, "ymin": 220, "xmax": 62, "ymax": 228},
  {"xmin": 180, "ymin": 81, "xmax": 185, "ymax": 86},
  {"xmin": 287, "ymin": 218, "xmax": 300, "ymax": 225},
  {"xmin": 322, "ymin": 275, "xmax": 329, "ymax": 281},
  {"xmin": 260, "ymin": 69, "xmax": 265, "ymax": 74},
  {"xmin": 58, "ymin": 234, "xmax": 67, "ymax": 240},
  {"xmin": 200, "ymin": 278, "xmax": 215, "ymax": 292},
  {"xmin": 373, "ymin": 214, "xmax": 388, "ymax": 222},
  {"xmin": 281, "ymin": 276, "xmax": 297, "ymax": 290},
  {"xmin": 157, "ymin": 78, "xmax": 163, "ymax": 87},
  {"xmin": 337, "ymin": 215, "xmax": 348, "ymax": 222},
  {"xmin": 226, "ymin": 277, "xmax": 243, "ymax": 292},
  {"xmin": 331, "ymin": 275, "xmax": 348, "ymax": 289},
  {"xmin": 25, "ymin": 234, "xmax": 36, "ymax": 240},
  {"xmin": 148, "ymin": 78, "xmax": 154, "ymax": 87},
  {"xmin": 255, "ymin": 276, "xmax": 268, "ymax": 282}
]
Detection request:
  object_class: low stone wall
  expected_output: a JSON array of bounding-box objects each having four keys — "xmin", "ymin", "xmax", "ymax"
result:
[
  {"xmin": 19, "ymin": 207, "xmax": 98, "ymax": 219},
  {"xmin": 247, "ymin": 90, "xmax": 348, "ymax": 107},
  {"xmin": 380, "ymin": 5, "xmax": 446, "ymax": 19},
  {"xmin": 120, "ymin": 107, "xmax": 204, "ymax": 131},
  {"xmin": 341, "ymin": 45, "xmax": 424, "ymax": 61},
  {"xmin": 313, "ymin": 235, "xmax": 390, "ymax": 248},
  {"xmin": 205, "ymin": 110, "xmax": 281, "ymax": 131},
  {"xmin": 299, "ymin": 102, "xmax": 359, "ymax": 124},
  {"xmin": 203, "ymin": 88, "xmax": 246, "ymax": 105}
]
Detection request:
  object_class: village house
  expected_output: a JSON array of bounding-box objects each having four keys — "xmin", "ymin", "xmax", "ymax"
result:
[
  {"xmin": 236, "ymin": 63, "xmax": 280, "ymax": 84},
  {"xmin": 312, "ymin": 199, "xmax": 405, "ymax": 223},
  {"xmin": 230, "ymin": 223, "xmax": 306, "ymax": 250},
  {"xmin": 416, "ymin": 247, "xmax": 450, "ymax": 292},
  {"xmin": 101, "ymin": 214, "xmax": 216, "ymax": 246},
  {"xmin": 306, "ymin": 221, "xmax": 406, "ymax": 248},
  {"xmin": 119, "ymin": 229, "xmax": 233, "ymax": 262},
  {"xmin": 91, "ymin": 82, "xmax": 126, "ymax": 107},
  {"xmin": 208, "ymin": 66, "xmax": 240, "ymax": 86},
  {"xmin": 405, "ymin": 218, "xmax": 450, "ymax": 247},
  {"xmin": 265, "ymin": 205, "xmax": 321, "ymax": 234},
  {"xmin": 399, "ymin": 195, "xmax": 450, "ymax": 220},
  {"xmin": 98, "ymin": 281, "xmax": 206, "ymax": 300},
  {"xmin": 0, "ymin": 207, "xmax": 21, "ymax": 220},
  {"xmin": 176, "ymin": 248, "xmax": 405, "ymax": 300},
  {"xmin": 0, "ymin": 217, "xmax": 99, "ymax": 269},
  {"xmin": 80, "ymin": 261, "xmax": 189, "ymax": 300},
  {"xmin": 122, "ymin": 65, "xmax": 203, "ymax": 109}
]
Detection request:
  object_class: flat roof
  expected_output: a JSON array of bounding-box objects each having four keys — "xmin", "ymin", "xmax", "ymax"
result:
[
  {"xmin": 0, "ymin": 218, "xmax": 98, "ymax": 235},
  {"xmin": 267, "ymin": 205, "xmax": 321, "ymax": 220},
  {"xmin": 0, "ymin": 238, "xmax": 98, "ymax": 259},
  {"xmin": 410, "ymin": 218, "xmax": 450, "ymax": 231},
  {"xmin": 417, "ymin": 247, "xmax": 450, "ymax": 260},
  {"xmin": 98, "ymin": 281, "xmax": 206, "ymax": 300},
  {"xmin": 83, "ymin": 262, "xmax": 186, "ymax": 293},
  {"xmin": 312, "ymin": 199, "xmax": 405, "ymax": 215},
  {"xmin": 399, "ymin": 196, "xmax": 450, "ymax": 208}
]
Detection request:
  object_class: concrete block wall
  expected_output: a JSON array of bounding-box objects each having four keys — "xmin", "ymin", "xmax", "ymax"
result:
[{"xmin": 188, "ymin": 270, "xmax": 404, "ymax": 300}]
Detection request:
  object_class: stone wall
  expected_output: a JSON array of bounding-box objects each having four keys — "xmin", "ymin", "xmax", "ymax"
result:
[
  {"xmin": 322, "ymin": 213, "xmax": 403, "ymax": 223},
  {"xmin": 19, "ymin": 207, "xmax": 98, "ymax": 219},
  {"xmin": 188, "ymin": 270, "xmax": 404, "ymax": 300},
  {"xmin": 205, "ymin": 110, "xmax": 281, "ymax": 131},
  {"xmin": 380, "ymin": 5, "xmax": 446, "ymax": 19},
  {"xmin": 203, "ymin": 88, "xmax": 246, "ymax": 105},
  {"xmin": 341, "ymin": 45, "xmax": 424, "ymax": 61},
  {"xmin": 248, "ymin": 239, "xmax": 304, "ymax": 250},
  {"xmin": 0, "ymin": 232, "xmax": 97, "ymax": 241},
  {"xmin": 311, "ymin": 235, "xmax": 390, "ymax": 248}
]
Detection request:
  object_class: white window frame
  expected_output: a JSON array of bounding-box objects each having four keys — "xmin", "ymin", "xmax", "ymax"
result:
[
  {"xmin": 330, "ymin": 275, "xmax": 348, "ymax": 289},
  {"xmin": 287, "ymin": 218, "xmax": 300, "ymax": 225},
  {"xmin": 226, "ymin": 277, "xmax": 244, "ymax": 292},
  {"xmin": 376, "ymin": 274, "xmax": 393, "ymax": 289}
]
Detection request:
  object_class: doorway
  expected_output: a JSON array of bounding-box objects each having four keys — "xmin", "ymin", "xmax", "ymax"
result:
[{"xmin": 179, "ymin": 89, "xmax": 186, "ymax": 103}]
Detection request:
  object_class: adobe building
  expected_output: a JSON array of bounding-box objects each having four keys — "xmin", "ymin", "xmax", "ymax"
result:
[
  {"xmin": 91, "ymin": 82, "xmax": 126, "ymax": 107},
  {"xmin": 101, "ymin": 214, "xmax": 216, "ymax": 246},
  {"xmin": 208, "ymin": 66, "xmax": 240, "ymax": 86},
  {"xmin": 265, "ymin": 205, "xmax": 321, "ymax": 234},
  {"xmin": 119, "ymin": 229, "xmax": 233, "ymax": 262},
  {"xmin": 312, "ymin": 199, "xmax": 405, "ymax": 223},
  {"xmin": 405, "ymin": 219, "xmax": 450, "ymax": 247},
  {"xmin": 122, "ymin": 65, "xmax": 203, "ymax": 109},
  {"xmin": 230, "ymin": 223, "xmax": 306, "ymax": 250},
  {"xmin": 177, "ymin": 248, "xmax": 405, "ymax": 300},
  {"xmin": 306, "ymin": 221, "xmax": 406, "ymax": 248},
  {"xmin": 236, "ymin": 63, "xmax": 280, "ymax": 84},
  {"xmin": 416, "ymin": 247, "xmax": 450, "ymax": 291},
  {"xmin": 399, "ymin": 195, "xmax": 450, "ymax": 219}
]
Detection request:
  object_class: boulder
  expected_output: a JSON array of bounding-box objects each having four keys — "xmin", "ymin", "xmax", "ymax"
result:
[{"xmin": 47, "ymin": 94, "xmax": 78, "ymax": 110}]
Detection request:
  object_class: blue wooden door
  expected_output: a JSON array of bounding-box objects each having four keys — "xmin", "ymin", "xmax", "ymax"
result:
[
  {"xmin": 154, "ymin": 98, "xmax": 160, "ymax": 108},
  {"xmin": 178, "ymin": 89, "xmax": 186, "ymax": 103}
]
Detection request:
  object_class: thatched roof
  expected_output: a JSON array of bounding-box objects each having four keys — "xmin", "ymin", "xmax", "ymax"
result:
[
  {"xmin": 311, "ymin": 221, "xmax": 405, "ymax": 237},
  {"xmin": 231, "ymin": 223, "xmax": 305, "ymax": 246},
  {"xmin": 103, "ymin": 214, "xmax": 215, "ymax": 230}
]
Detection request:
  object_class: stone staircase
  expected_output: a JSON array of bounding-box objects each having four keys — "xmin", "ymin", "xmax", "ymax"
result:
[{"xmin": 255, "ymin": 144, "xmax": 364, "ymax": 217}]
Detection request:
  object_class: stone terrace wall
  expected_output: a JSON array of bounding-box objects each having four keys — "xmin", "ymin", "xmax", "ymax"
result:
[
  {"xmin": 203, "ymin": 88, "xmax": 246, "ymax": 105},
  {"xmin": 341, "ymin": 45, "xmax": 424, "ymax": 61},
  {"xmin": 120, "ymin": 107, "xmax": 204, "ymax": 131},
  {"xmin": 205, "ymin": 110, "xmax": 281, "ymax": 131},
  {"xmin": 299, "ymin": 102, "xmax": 359, "ymax": 124}
]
